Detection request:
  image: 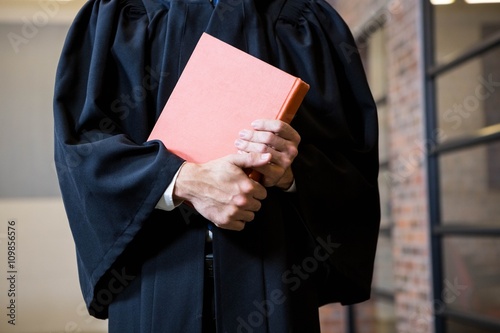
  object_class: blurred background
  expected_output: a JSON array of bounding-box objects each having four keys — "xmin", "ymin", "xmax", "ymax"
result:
[
  {"xmin": 0, "ymin": 0, "xmax": 499, "ymax": 332},
  {"xmin": 0, "ymin": 0, "xmax": 108, "ymax": 332}
]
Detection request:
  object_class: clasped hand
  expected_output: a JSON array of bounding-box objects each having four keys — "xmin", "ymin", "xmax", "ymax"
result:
[{"xmin": 173, "ymin": 119, "xmax": 300, "ymax": 231}]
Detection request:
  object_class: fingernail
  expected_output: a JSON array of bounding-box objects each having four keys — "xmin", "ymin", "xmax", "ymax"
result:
[
  {"xmin": 239, "ymin": 130, "xmax": 250, "ymax": 138},
  {"xmin": 261, "ymin": 153, "xmax": 271, "ymax": 160},
  {"xmin": 235, "ymin": 139, "xmax": 243, "ymax": 147}
]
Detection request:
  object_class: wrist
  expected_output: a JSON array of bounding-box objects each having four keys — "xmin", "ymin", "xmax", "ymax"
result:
[{"xmin": 172, "ymin": 162, "xmax": 196, "ymax": 203}]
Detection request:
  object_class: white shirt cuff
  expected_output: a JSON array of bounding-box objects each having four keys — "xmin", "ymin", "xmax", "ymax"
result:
[
  {"xmin": 284, "ymin": 179, "xmax": 296, "ymax": 193},
  {"xmin": 155, "ymin": 164, "xmax": 185, "ymax": 211}
]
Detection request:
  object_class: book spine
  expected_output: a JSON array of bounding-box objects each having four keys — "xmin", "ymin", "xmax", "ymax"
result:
[{"xmin": 276, "ymin": 79, "xmax": 310, "ymax": 124}]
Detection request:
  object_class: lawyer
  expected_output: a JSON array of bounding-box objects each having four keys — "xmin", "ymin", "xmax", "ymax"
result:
[{"xmin": 53, "ymin": 0, "xmax": 381, "ymax": 332}]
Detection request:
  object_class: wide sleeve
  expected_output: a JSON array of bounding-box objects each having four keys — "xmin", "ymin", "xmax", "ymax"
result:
[
  {"xmin": 275, "ymin": 0, "xmax": 381, "ymax": 304},
  {"xmin": 53, "ymin": 0, "xmax": 184, "ymax": 317}
]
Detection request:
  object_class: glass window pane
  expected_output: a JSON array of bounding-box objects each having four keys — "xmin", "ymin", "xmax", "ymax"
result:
[
  {"xmin": 434, "ymin": 2, "xmax": 500, "ymax": 65},
  {"xmin": 439, "ymin": 141, "xmax": 500, "ymax": 226},
  {"xmin": 362, "ymin": 27, "xmax": 389, "ymax": 162},
  {"xmin": 442, "ymin": 237, "xmax": 500, "ymax": 322},
  {"xmin": 373, "ymin": 235, "xmax": 395, "ymax": 293},
  {"xmin": 435, "ymin": 45, "xmax": 500, "ymax": 143},
  {"xmin": 447, "ymin": 319, "xmax": 500, "ymax": 333},
  {"xmin": 365, "ymin": 28, "xmax": 388, "ymax": 102},
  {"xmin": 378, "ymin": 168, "xmax": 393, "ymax": 228},
  {"xmin": 378, "ymin": 103, "xmax": 389, "ymax": 163}
]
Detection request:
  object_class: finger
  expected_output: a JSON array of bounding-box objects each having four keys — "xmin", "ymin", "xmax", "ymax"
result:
[
  {"xmin": 218, "ymin": 210, "xmax": 255, "ymax": 229},
  {"xmin": 216, "ymin": 221, "xmax": 246, "ymax": 231},
  {"xmin": 226, "ymin": 152, "xmax": 271, "ymax": 169},
  {"xmin": 243, "ymin": 197, "xmax": 263, "ymax": 212},
  {"xmin": 251, "ymin": 185, "xmax": 267, "ymax": 201},
  {"xmin": 232, "ymin": 193, "xmax": 263, "ymax": 211},
  {"xmin": 238, "ymin": 142, "xmax": 294, "ymax": 169},
  {"xmin": 237, "ymin": 130, "xmax": 288, "ymax": 152},
  {"xmin": 238, "ymin": 210, "xmax": 256, "ymax": 223},
  {"xmin": 252, "ymin": 163, "xmax": 289, "ymax": 187},
  {"xmin": 251, "ymin": 119, "xmax": 300, "ymax": 142},
  {"xmin": 253, "ymin": 162, "xmax": 284, "ymax": 176},
  {"xmin": 235, "ymin": 139, "xmax": 275, "ymax": 154}
]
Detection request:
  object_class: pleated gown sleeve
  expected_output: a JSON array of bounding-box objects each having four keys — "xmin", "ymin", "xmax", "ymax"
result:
[
  {"xmin": 53, "ymin": 0, "xmax": 184, "ymax": 318},
  {"xmin": 273, "ymin": 0, "xmax": 381, "ymax": 305}
]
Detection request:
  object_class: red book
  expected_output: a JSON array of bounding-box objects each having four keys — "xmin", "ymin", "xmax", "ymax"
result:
[{"xmin": 148, "ymin": 32, "xmax": 310, "ymax": 182}]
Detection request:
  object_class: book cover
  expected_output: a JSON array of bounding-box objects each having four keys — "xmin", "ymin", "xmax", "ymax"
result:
[{"xmin": 148, "ymin": 32, "xmax": 310, "ymax": 181}]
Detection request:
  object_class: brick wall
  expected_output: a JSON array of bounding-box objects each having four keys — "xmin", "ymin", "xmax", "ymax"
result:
[
  {"xmin": 319, "ymin": 304, "xmax": 348, "ymax": 333},
  {"xmin": 385, "ymin": 1, "xmax": 433, "ymax": 332},
  {"xmin": 321, "ymin": 1, "xmax": 434, "ymax": 332}
]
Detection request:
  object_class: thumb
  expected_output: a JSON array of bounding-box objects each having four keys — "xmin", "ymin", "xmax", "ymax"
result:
[{"xmin": 226, "ymin": 152, "xmax": 271, "ymax": 169}]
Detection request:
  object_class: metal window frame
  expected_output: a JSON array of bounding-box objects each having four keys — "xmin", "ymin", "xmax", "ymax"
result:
[{"xmin": 423, "ymin": 1, "xmax": 500, "ymax": 333}]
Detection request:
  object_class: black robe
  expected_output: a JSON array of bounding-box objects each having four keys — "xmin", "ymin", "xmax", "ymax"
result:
[{"xmin": 53, "ymin": 0, "xmax": 381, "ymax": 332}]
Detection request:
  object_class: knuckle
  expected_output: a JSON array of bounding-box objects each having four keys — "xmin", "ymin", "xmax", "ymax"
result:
[
  {"xmin": 274, "ymin": 121, "xmax": 285, "ymax": 131},
  {"xmin": 265, "ymin": 132, "xmax": 275, "ymax": 142},
  {"xmin": 257, "ymin": 144, "xmax": 269, "ymax": 153},
  {"xmin": 289, "ymin": 146, "xmax": 299, "ymax": 159},
  {"xmin": 247, "ymin": 212, "xmax": 256, "ymax": 222},
  {"xmin": 234, "ymin": 195, "xmax": 249, "ymax": 207},
  {"xmin": 239, "ymin": 180, "xmax": 254, "ymax": 194}
]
